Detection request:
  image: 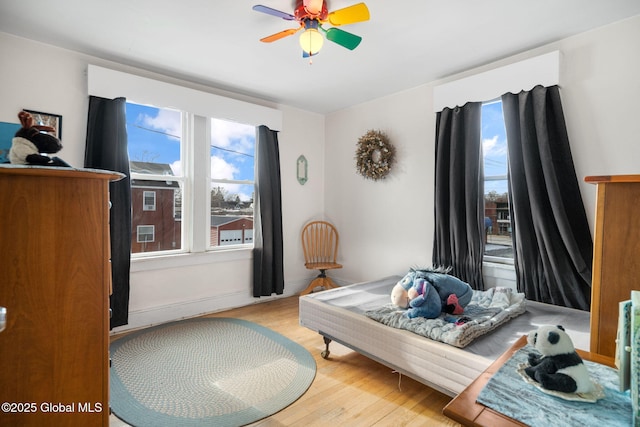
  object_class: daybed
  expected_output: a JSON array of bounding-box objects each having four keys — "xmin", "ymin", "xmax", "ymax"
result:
[{"xmin": 299, "ymin": 275, "xmax": 591, "ymax": 397}]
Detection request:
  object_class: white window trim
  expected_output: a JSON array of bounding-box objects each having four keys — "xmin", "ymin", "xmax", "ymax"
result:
[
  {"xmin": 130, "ymin": 248, "xmax": 252, "ymax": 272},
  {"xmin": 87, "ymin": 65, "xmax": 282, "ymax": 130},
  {"xmin": 484, "ymin": 255, "xmax": 514, "ymax": 266},
  {"xmin": 434, "ymin": 50, "xmax": 560, "ymax": 112},
  {"xmin": 192, "ymin": 114, "xmax": 209, "ymax": 253},
  {"xmin": 206, "ymin": 119, "xmax": 256, "ymax": 252}
]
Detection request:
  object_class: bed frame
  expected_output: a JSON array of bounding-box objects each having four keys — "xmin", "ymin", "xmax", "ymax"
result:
[{"xmin": 299, "ymin": 275, "xmax": 591, "ymax": 397}]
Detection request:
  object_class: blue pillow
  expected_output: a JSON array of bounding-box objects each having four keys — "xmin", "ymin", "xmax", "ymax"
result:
[{"xmin": 0, "ymin": 122, "xmax": 21, "ymax": 163}]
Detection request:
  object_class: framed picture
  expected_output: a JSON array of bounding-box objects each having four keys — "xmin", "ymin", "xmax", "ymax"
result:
[{"xmin": 24, "ymin": 109, "xmax": 62, "ymax": 140}]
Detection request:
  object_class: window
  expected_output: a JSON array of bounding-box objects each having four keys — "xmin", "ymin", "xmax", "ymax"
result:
[
  {"xmin": 481, "ymin": 100, "xmax": 513, "ymax": 261},
  {"xmin": 432, "ymin": 52, "xmax": 560, "ymax": 264},
  {"xmin": 137, "ymin": 225, "xmax": 155, "ymax": 243},
  {"xmin": 126, "ymin": 102, "xmax": 256, "ymax": 256},
  {"xmin": 208, "ymin": 119, "xmax": 255, "ymax": 248},
  {"xmin": 127, "ymin": 102, "xmax": 184, "ymax": 255},
  {"xmin": 143, "ymin": 191, "xmax": 156, "ymax": 211}
]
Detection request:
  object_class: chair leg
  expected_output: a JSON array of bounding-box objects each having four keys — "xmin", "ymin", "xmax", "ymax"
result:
[
  {"xmin": 300, "ymin": 270, "xmax": 339, "ymax": 296},
  {"xmin": 300, "ymin": 276, "xmax": 325, "ymax": 296},
  {"xmin": 323, "ymin": 276, "xmax": 340, "ymax": 290}
]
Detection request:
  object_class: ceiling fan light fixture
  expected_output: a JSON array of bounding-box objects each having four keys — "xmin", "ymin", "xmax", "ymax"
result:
[
  {"xmin": 299, "ymin": 28, "xmax": 323, "ymax": 55},
  {"xmin": 299, "ymin": 20, "xmax": 323, "ymax": 55},
  {"xmin": 254, "ymin": 1, "xmax": 370, "ymax": 58}
]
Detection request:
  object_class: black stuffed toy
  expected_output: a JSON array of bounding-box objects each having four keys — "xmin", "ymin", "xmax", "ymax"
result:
[
  {"xmin": 9, "ymin": 111, "xmax": 70, "ymax": 167},
  {"xmin": 525, "ymin": 325, "xmax": 594, "ymax": 394}
]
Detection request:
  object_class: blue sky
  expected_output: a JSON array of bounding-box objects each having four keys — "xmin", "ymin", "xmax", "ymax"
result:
[
  {"xmin": 481, "ymin": 101, "xmax": 509, "ymax": 195},
  {"xmin": 126, "ymin": 102, "xmax": 256, "ymax": 201}
]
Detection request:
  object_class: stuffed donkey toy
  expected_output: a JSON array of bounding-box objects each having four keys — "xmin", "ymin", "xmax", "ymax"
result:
[{"xmin": 9, "ymin": 111, "xmax": 69, "ymax": 167}]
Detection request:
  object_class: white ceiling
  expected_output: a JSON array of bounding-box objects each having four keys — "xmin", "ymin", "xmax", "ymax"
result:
[{"xmin": 1, "ymin": 0, "xmax": 639, "ymax": 114}]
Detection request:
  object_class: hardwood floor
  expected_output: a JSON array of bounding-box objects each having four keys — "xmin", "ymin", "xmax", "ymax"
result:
[{"xmin": 110, "ymin": 295, "xmax": 460, "ymax": 427}]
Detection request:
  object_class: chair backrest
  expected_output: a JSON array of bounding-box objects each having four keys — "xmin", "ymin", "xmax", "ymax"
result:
[{"xmin": 301, "ymin": 221, "xmax": 340, "ymax": 265}]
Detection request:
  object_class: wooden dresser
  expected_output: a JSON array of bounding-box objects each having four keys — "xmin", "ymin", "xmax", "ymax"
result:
[
  {"xmin": 586, "ymin": 174, "xmax": 640, "ymax": 358},
  {"xmin": 0, "ymin": 166, "xmax": 121, "ymax": 427}
]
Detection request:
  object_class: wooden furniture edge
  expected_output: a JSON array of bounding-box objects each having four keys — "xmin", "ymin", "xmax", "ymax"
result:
[
  {"xmin": 443, "ymin": 335, "xmax": 528, "ymax": 426},
  {"xmin": 589, "ymin": 183, "xmax": 606, "ymax": 355},
  {"xmin": 443, "ymin": 335, "xmax": 615, "ymax": 426},
  {"xmin": 0, "ymin": 165, "xmax": 123, "ymax": 181},
  {"xmin": 585, "ymin": 175, "xmax": 640, "ymax": 184}
]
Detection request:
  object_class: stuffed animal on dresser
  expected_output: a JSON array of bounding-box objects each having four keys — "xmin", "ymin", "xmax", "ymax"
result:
[
  {"xmin": 525, "ymin": 324, "xmax": 594, "ymax": 394},
  {"xmin": 390, "ymin": 268, "xmax": 473, "ymax": 319},
  {"xmin": 9, "ymin": 111, "xmax": 69, "ymax": 167}
]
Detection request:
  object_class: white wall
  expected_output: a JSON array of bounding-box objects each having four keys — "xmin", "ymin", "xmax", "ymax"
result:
[
  {"xmin": 325, "ymin": 87, "xmax": 435, "ymax": 283},
  {"xmin": 325, "ymin": 16, "xmax": 640, "ymax": 284},
  {"xmin": 0, "ymin": 33, "xmax": 325, "ymax": 332}
]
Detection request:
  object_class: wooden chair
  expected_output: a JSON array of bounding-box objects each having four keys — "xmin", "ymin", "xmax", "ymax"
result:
[{"xmin": 300, "ymin": 221, "xmax": 343, "ymax": 295}]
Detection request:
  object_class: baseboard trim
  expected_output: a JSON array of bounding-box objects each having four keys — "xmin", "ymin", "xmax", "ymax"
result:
[
  {"xmin": 111, "ymin": 276, "xmax": 353, "ymax": 334},
  {"xmin": 111, "ymin": 288, "xmax": 297, "ymax": 334}
]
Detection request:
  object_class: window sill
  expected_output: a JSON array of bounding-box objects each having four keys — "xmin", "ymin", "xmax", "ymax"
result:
[
  {"xmin": 483, "ymin": 256, "xmax": 514, "ymax": 266},
  {"xmin": 131, "ymin": 248, "xmax": 252, "ymax": 273},
  {"xmin": 482, "ymin": 258, "xmax": 515, "ymax": 270},
  {"xmin": 483, "ymin": 260, "xmax": 517, "ymax": 291}
]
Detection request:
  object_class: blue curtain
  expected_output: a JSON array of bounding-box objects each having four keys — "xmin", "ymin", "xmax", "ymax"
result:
[
  {"xmin": 502, "ymin": 85, "xmax": 592, "ymax": 310},
  {"xmin": 432, "ymin": 102, "xmax": 485, "ymax": 289},
  {"xmin": 252, "ymin": 125, "xmax": 284, "ymax": 296},
  {"xmin": 84, "ymin": 96, "xmax": 132, "ymax": 328}
]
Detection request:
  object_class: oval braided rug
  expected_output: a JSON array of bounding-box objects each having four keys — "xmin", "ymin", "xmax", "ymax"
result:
[{"xmin": 110, "ymin": 318, "xmax": 316, "ymax": 427}]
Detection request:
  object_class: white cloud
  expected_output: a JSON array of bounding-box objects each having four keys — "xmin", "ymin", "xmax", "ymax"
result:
[
  {"xmin": 140, "ymin": 108, "xmax": 181, "ymax": 140},
  {"xmin": 483, "ymin": 135, "xmax": 507, "ymax": 157},
  {"xmin": 171, "ymin": 156, "xmax": 252, "ymax": 201},
  {"xmin": 209, "ymin": 156, "xmax": 254, "ymax": 201},
  {"xmin": 170, "ymin": 160, "xmax": 181, "ymax": 176},
  {"xmin": 211, "ymin": 118, "xmax": 254, "ymax": 153},
  {"xmin": 210, "ymin": 155, "xmax": 239, "ymax": 180},
  {"xmin": 137, "ymin": 113, "xmax": 255, "ymax": 200}
]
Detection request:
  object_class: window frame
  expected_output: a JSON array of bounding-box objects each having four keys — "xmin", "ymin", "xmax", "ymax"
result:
[
  {"xmin": 129, "ymin": 110, "xmax": 257, "ymax": 258},
  {"xmin": 142, "ymin": 190, "xmax": 157, "ymax": 211},
  {"xmin": 482, "ymin": 99, "xmax": 513, "ymax": 265},
  {"xmin": 128, "ymin": 107, "xmax": 187, "ymax": 258},
  {"xmin": 136, "ymin": 225, "xmax": 155, "ymax": 243},
  {"xmin": 88, "ymin": 65, "xmax": 282, "ymax": 269},
  {"xmin": 206, "ymin": 119, "xmax": 256, "ymax": 251}
]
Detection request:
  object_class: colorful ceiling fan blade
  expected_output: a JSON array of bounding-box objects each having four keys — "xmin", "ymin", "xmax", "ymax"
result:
[
  {"xmin": 303, "ymin": 0, "xmax": 324, "ymax": 15},
  {"xmin": 260, "ymin": 27, "xmax": 302, "ymax": 43},
  {"xmin": 323, "ymin": 27, "xmax": 362, "ymax": 50},
  {"xmin": 328, "ymin": 2, "xmax": 370, "ymax": 26},
  {"xmin": 252, "ymin": 5, "xmax": 296, "ymax": 20}
]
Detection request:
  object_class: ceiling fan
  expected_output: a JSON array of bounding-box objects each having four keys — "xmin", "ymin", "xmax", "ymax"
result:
[{"xmin": 253, "ymin": 0, "xmax": 370, "ymax": 59}]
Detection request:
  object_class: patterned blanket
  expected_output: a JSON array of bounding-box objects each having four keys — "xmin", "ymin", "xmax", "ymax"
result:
[
  {"xmin": 365, "ymin": 287, "xmax": 526, "ymax": 348},
  {"xmin": 477, "ymin": 346, "xmax": 632, "ymax": 427}
]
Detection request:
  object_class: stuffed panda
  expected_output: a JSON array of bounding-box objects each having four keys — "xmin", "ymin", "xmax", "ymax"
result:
[
  {"xmin": 525, "ymin": 325, "xmax": 594, "ymax": 394},
  {"xmin": 9, "ymin": 111, "xmax": 69, "ymax": 167}
]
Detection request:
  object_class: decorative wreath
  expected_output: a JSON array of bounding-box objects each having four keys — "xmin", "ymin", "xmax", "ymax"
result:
[{"xmin": 355, "ymin": 130, "xmax": 395, "ymax": 180}]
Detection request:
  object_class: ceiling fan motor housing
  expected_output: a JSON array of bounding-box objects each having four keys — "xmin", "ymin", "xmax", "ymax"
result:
[{"xmin": 295, "ymin": 0, "xmax": 328, "ymax": 21}]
